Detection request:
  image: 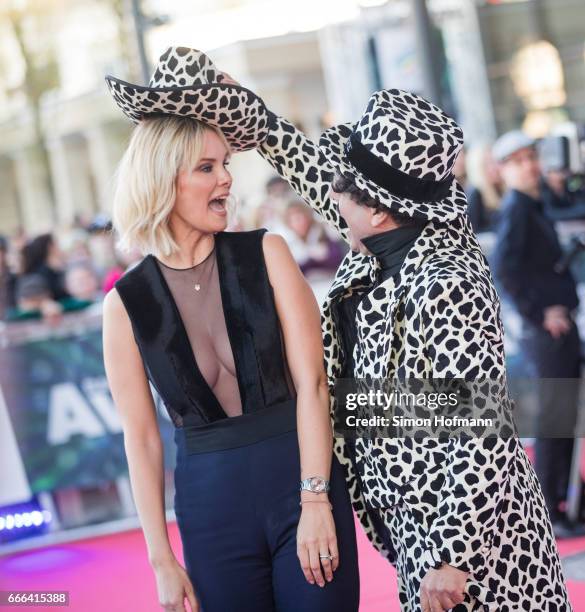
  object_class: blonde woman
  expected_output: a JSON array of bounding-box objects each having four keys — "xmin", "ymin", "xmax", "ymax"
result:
[
  {"xmin": 465, "ymin": 144, "xmax": 504, "ymax": 233},
  {"xmin": 102, "ymin": 49, "xmax": 359, "ymax": 612}
]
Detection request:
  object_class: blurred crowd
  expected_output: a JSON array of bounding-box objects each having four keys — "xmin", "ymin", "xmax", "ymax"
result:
[
  {"xmin": 0, "ymin": 217, "xmax": 142, "ymax": 326},
  {"xmin": 247, "ymin": 176, "xmax": 347, "ymax": 278}
]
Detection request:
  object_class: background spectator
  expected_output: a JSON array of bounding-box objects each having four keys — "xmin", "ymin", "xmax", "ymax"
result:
[
  {"xmin": 283, "ymin": 200, "xmax": 346, "ymax": 276},
  {"xmin": 64, "ymin": 262, "xmax": 102, "ymax": 303},
  {"xmin": 0, "ymin": 235, "xmax": 17, "ymax": 320},
  {"xmin": 492, "ymin": 130, "xmax": 584, "ymax": 538},
  {"xmin": 461, "ymin": 144, "xmax": 504, "ymax": 233},
  {"xmin": 252, "ymin": 176, "xmax": 295, "ymax": 234},
  {"xmin": 6, "ymin": 274, "xmax": 63, "ymax": 324},
  {"xmin": 21, "ymin": 233, "xmax": 71, "ymax": 302}
]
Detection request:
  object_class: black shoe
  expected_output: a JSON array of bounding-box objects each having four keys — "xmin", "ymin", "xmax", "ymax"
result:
[{"xmin": 551, "ymin": 515, "xmax": 585, "ymax": 540}]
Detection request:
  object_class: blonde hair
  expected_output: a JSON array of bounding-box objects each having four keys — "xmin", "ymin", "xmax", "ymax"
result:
[
  {"xmin": 112, "ymin": 115, "xmax": 230, "ymax": 258},
  {"xmin": 466, "ymin": 144, "xmax": 502, "ymax": 211}
]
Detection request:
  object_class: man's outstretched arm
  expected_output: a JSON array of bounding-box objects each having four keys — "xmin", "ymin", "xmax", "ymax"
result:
[
  {"xmin": 218, "ymin": 71, "xmax": 348, "ymax": 240},
  {"xmin": 258, "ymin": 111, "xmax": 350, "ymax": 243}
]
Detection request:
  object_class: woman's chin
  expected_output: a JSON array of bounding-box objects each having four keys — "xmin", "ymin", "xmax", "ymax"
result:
[
  {"xmin": 187, "ymin": 217, "xmax": 228, "ymax": 235},
  {"xmin": 212, "ymin": 215, "xmax": 229, "ymax": 232}
]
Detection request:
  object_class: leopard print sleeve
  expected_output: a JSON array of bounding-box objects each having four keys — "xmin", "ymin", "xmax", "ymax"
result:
[
  {"xmin": 333, "ymin": 437, "xmax": 395, "ymax": 563},
  {"xmin": 258, "ymin": 111, "xmax": 350, "ymax": 243},
  {"xmin": 420, "ymin": 278, "xmax": 518, "ymax": 574}
]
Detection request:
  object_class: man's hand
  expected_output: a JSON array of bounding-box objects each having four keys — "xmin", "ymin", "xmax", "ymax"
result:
[
  {"xmin": 543, "ymin": 305, "xmax": 571, "ymax": 338},
  {"xmin": 420, "ymin": 564, "xmax": 467, "ymax": 612},
  {"xmin": 217, "ymin": 71, "xmax": 240, "ymax": 87}
]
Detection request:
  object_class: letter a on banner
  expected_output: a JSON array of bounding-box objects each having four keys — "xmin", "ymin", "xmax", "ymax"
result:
[{"xmin": 48, "ymin": 383, "xmax": 105, "ymax": 444}]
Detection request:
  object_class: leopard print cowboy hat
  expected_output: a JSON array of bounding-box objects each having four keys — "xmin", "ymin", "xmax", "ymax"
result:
[
  {"xmin": 105, "ymin": 47, "xmax": 268, "ymax": 152},
  {"xmin": 320, "ymin": 89, "xmax": 468, "ymax": 222}
]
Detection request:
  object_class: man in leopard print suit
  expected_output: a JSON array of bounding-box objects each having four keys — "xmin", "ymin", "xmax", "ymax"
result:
[
  {"xmin": 120, "ymin": 48, "xmax": 571, "ymax": 611},
  {"xmin": 251, "ymin": 89, "xmax": 573, "ymax": 610}
]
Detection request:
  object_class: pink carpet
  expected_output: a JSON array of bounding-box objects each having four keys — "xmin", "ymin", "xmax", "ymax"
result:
[
  {"xmin": 1, "ymin": 517, "xmax": 584, "ymax": 611},
  {"xmin": 2, "ymin": 442, "xmax": 584, "ymax": 610}
]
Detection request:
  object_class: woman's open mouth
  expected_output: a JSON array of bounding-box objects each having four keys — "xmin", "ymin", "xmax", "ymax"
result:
[{"xmin": 209, "ymin": 196, "xmax": 228, "ymax": 215}]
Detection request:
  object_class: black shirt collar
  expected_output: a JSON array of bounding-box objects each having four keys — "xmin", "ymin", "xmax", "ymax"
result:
[{"xmin": 361, "ymin": 224, "xmax": 426, "ymax": 282}]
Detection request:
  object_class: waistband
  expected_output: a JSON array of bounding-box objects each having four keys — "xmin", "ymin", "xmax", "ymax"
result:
[{"xmin": 175, "ymin": 398, "xmax": 297, "ymax": 455}]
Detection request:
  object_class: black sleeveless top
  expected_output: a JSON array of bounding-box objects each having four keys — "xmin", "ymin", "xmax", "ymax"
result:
[{"xmin": 115, "ymin": 229, "xmax": 297, "ymax": 453}]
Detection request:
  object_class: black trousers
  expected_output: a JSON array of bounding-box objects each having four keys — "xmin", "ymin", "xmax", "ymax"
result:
[
  {"xmin": 521, "ymin": 321, "xmax": 581, "ymax": 518},
  {"xmin": 173, "ymin": 428, "xmax": 360, "ymax": 611}
]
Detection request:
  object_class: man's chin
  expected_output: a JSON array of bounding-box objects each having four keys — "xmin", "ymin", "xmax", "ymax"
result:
[
  {"xmin": 347, "ymin": 234, "xmax": 359, "ymax": 253},
  {"xmin": 349, "ymin": 239, "xmax": 368, "ymax": 254}
]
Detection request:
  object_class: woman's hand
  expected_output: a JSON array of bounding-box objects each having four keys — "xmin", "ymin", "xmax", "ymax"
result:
[
  {"xmin": 297, "ymin": 500, "xmax": 339, "ymax": 587},
  {"xmin": 153, "ymin": 557, "xmax": 198, "ymax": 612},
  {"xmin": 420, "ymin": 564, "xmax": 468, "ymax": 611}
]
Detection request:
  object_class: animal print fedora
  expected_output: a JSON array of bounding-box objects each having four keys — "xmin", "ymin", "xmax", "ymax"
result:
[
  {"xmin": 320, "ymin": 89, "xmax": 467, "ymax": 222},
  {"xmin": 105, "ymin": 47, "xmax": 268, "ymax": 152}
]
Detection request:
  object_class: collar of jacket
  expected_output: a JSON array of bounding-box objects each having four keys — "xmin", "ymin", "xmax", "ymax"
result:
[
  {"xmin": 389, "ymin": 214, "xmax": 483, "ymax": 296},
  {"xmin": 328, "ymin": 213, "xmax": 482, "ymax": 304},
  {"xmin": 383, "ymin": 219, "xmax": 448, "ymax": 298},
  {"xmin": 327, "ymin": 249, "xmax": 381, "ymax": 301},
  {"xmin": 355, "ymin": 215, "xmax": 482, "ymax": 379},
  {"xmin": 327, "ymin": 218, "xmax": 442, "ymax": 302},
  {"xmin": 358, "ymin": 220, "xmax": 448, "ymax": 343}
]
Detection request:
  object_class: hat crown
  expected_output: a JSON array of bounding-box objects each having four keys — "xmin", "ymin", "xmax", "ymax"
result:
[
  {"xmin": 148, "ymin": 47, "xmax": 219, "ymax": 89},
  {"xmin": 351, "ymin": 89, "xmax": 463, "ymax": 183}
]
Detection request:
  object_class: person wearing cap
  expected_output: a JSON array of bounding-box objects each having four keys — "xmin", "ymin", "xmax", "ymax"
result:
[
  {"xmin": 492, "ymin": 130, "xmax": 584, "ymax": 539},
  {"xmin": 104, "ymin": 48, "xmax": 360, "ymax": 612},
  {"xmin": 213, "ymin": 68, "xmax": 572, "ymax": 609},
  {"xmin": 5, "ymin": 274, "xmax": 63, "ymax": 323}
]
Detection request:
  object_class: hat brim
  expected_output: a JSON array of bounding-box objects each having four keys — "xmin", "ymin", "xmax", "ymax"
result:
[
  {"xmin": 105, "ymin": 77, "xmax": 269, "ymax": 152},
  {"xmin": 319, "ymin": 123, "xmax": 468, "ymax": 222}
]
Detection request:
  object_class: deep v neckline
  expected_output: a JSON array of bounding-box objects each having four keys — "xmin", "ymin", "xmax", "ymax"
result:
[{"xmin": 147, "ymin": 250, "xmax": 244, "ymax": 420}]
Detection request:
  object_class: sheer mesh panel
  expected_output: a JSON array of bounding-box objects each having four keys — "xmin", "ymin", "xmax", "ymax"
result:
[{"xmin": 156, "ymin": 250, "xmax": 243, "ymax": 417}]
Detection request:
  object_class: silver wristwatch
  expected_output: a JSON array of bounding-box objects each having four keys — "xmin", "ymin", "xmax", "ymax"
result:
[{"xmin": 300, "ymin": 476, "xmax": 330, "ymax": 493}]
